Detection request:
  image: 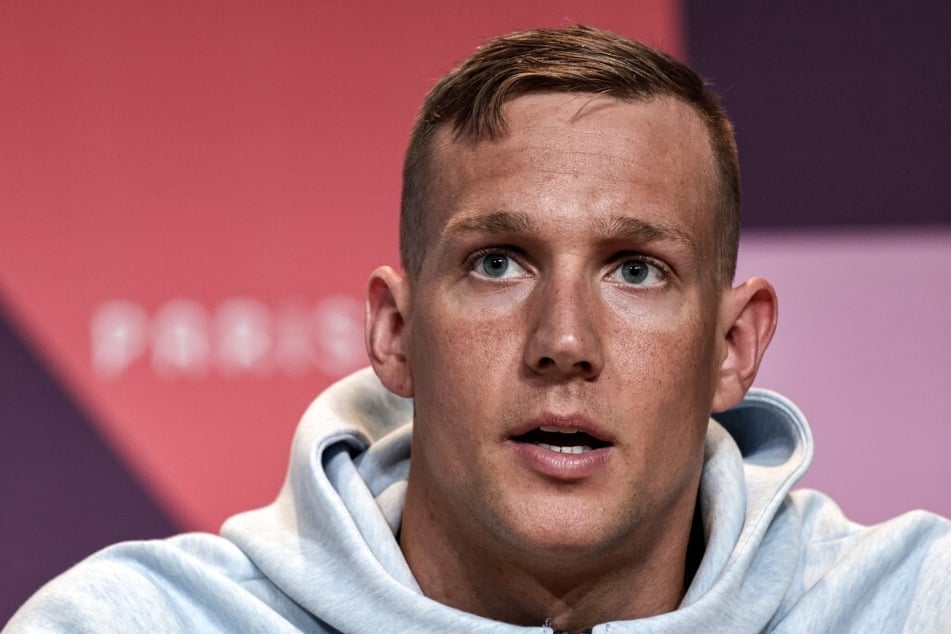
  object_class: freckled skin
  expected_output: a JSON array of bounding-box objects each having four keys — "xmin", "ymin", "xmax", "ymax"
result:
[
  {"xmin": 409, "ymin": 93, "xmax": 721, "ymax": 550},
  {"xmin": 366, "ymin": 93, "xmax": 775, "ymax": 628}
]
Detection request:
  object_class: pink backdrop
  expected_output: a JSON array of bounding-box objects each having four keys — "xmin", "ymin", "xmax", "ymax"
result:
[
  {"xmin": 738, "ymin": 229, "xmax": 951, "ymax": 521},
  {"xmin": 0, "ymin": 1, "xmax": 684, "ymax": 532}
]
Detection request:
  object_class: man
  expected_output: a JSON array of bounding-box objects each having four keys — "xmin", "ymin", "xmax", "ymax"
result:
[{"xmin": 7, "ymin": 25, "xmax": 949, "ymax": 633}]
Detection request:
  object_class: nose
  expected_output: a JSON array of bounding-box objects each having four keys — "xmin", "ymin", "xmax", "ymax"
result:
[{"xmin": 523, "ymin": 272, "xmax": 604, "ymax": 380}]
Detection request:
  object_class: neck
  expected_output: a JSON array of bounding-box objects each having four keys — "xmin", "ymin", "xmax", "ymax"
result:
[{"xmin": 399, "ymin": 480, "xmax": 703, "ymax": 631}]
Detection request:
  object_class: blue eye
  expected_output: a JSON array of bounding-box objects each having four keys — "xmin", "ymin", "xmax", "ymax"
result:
[
  {"xmin": 472, "ymin": 252, "xmax": 528, "ymax": 279},
  {"xmin": 480, "ymin": 253, "xmax": 511, "ymax": 277},
  {"xmin": 621, "ymin": 260, "xmax": 649, "ymax": 284},
  {"xmin": 612, "ymin": 258, "xmax": 664, "ymax": 286}
]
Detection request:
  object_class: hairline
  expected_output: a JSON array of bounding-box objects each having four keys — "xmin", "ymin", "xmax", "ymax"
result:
[
  {"xmin": 400, "ymin": 28, "xmax": 740, "ymax": 287},
  {"xmin": 406, "ymin": 93, "xmax": 735, "ymax": 285}
]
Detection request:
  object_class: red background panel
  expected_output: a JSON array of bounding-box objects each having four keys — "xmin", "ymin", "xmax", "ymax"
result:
[{"xmin": 0, "ymin": 1, "xmax": 682, "ymax": 531}]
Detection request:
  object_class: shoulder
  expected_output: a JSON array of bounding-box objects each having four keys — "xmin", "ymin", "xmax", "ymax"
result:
[
  {"xmin": 4, "ymin": 533, "xmax": 312, "ymax": 633},
  {"xmin": 777, "ymin": 489, "xmax": 951, "ymax": 630},
  {"xmin": 790, "ymin": 489, "xmax": 950, "ymax": 562}
]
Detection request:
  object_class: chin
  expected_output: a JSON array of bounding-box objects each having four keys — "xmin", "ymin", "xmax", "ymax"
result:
[{"xmin": 490, "ymin": 495, "xmax": 637, "ymax": 563}]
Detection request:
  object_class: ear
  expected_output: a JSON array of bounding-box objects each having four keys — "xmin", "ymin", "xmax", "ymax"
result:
[
  {"xmin": 711, "ymin": 277, "xmax": 778, "ymax": 412},
  {"xmin": 365, "ymin": 266, "xmax": 414, "ymax": 398}
]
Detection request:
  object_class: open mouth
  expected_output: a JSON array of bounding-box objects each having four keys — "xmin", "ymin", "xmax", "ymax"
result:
[{"xmin": 512, "ymin": 426, "xmax": 611, "ymax": 455}]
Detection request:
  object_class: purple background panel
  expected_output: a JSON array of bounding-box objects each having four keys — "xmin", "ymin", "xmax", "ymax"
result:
[
  {"xmin": 0, "ymin": 305, "xmax": 176, "ymax": 624},
  {"xmin": 686, "ymin": 2, "xmax": 951, "ymax": 228}
]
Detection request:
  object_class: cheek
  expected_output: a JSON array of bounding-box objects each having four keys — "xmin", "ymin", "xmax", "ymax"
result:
[
  {"xmin": 408, "ymin": 292, "xmax": 527, "ymax": 429},
  {"xmin": 426, "ymin": 311, "xmax": 517, "ymax": 378},
  {"xmin": 610, "ymin": 331, "xmax": 712, "ymax": 505},
  {"xmin": 406, "ymin": 300, "xmax": 529, "ymax": 495},
  {"xmin": 608, "ymin": 301, "xmax": 719, "ymax": 448},
  {"xmin": 418, "ymin": 282, "xmax": 529, "ymax": 363},
  {"xmin": 609, "ymin": 287, "xmax": 720, "ymax": 379}
]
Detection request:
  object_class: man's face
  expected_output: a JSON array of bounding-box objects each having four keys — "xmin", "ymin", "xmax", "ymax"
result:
[{"xmin": 399, "ymin": 93, "xmax": 729, "ymax": 563}]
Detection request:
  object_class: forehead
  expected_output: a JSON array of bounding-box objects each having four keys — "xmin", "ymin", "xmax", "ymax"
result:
[{"xmin": 423, "ymin": 93, "xmax": 719, "ymax": 255}]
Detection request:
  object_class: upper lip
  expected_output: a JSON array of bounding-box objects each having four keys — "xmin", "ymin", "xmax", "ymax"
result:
[{"xmin": 507, "ymin": 413, "xmax": 615, "ymax": 445}]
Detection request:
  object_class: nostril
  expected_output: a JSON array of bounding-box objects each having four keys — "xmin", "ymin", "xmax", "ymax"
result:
[{"xmin": 533, "ymin": 355, "xmax": 596, "ymax": 376}]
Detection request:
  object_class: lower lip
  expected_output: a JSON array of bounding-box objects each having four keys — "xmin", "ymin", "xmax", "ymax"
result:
[{"xmin": 508, "ymin": 440, "xmax": 612, "ymax": 480}]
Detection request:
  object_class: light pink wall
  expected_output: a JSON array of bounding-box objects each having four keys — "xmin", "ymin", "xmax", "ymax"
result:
[{"xmin": 737, "ymin": 229, "xmax": 951, "ymax": 523}]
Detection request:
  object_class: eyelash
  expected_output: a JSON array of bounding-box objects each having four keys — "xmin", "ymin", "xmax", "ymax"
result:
[
  {"xmin": 608, "ymin": 255, "xmax": 669, "ymax": 290},
  {"xmin": 465, "ymin": 248, "xmax": 670, "ymax": 282},
  {"xmin": 609, "ymin": 252, "xmax": 670, "ymax": 276},
  {"xmin": 465, "ymin": 247, "xmax": 526, "ymax": 271}
]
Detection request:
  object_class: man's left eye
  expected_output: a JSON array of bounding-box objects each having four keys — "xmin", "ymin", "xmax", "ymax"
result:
[{"xmin": 610, "ymin": 258, "xmax": 665, "ymax": 286}]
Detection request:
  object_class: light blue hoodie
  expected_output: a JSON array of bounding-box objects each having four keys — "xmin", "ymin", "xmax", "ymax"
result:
[{"xmin": 6, "ymin": 369, "xmax": 950, "ymax": 632}]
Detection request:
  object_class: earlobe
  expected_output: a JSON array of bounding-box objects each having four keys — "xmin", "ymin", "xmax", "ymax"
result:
[
  {"xmin": 365, "ymin": 266, "xmax": 414, "ymax": 398},
  {"xmin": 711, "ymin": 277, "xmax": 778, "ymax": 412}
]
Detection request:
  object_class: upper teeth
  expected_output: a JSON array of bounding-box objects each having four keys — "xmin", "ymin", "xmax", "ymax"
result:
[
  {"xmin": 539, "ymin": 426, "xmax": 580, "ymax": 433},
  {"xmin": 537, "ymin": 443, "xmax": 590, "ymax": 454}
]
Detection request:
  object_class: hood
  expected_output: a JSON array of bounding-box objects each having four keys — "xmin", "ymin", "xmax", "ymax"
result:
[{"xmin": 222, "ymin": 368, "xmax": 813, "ymax": 632}]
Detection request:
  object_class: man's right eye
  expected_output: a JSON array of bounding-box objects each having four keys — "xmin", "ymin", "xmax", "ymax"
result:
[{"xmin": 471, "ymin": 252, "xmax": 528, "ymax": 279}]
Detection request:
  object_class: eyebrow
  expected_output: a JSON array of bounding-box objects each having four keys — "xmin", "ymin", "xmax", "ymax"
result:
[
  {"xmin": 593, "ymin": 216, "xmax": 698, "ymax": 252},
  {"xmin": 441, "ymin": 210, "xmax": 536, "ymax": 240},
  {"xmin": 440, "ymin": 209, "xmax": 703, "ymax": 265},
  {"xmin": 595, "ymin": 215, "xmax": 703, "ymax": 268}
]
